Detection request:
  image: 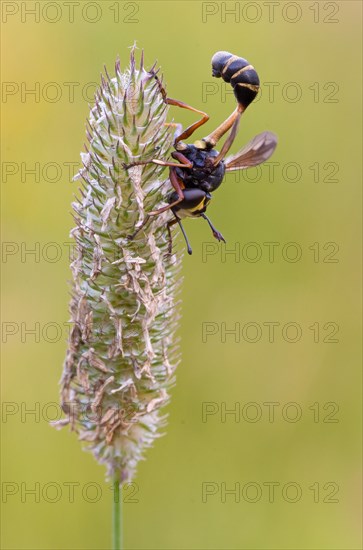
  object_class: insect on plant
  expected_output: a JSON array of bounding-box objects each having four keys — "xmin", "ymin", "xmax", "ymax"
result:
[{"xmin": 124, "ymin": 51, "xmax": 278, "ymax": 255}]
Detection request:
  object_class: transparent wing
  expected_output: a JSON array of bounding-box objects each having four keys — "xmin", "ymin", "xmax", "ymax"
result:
[{"xmin": 224, "ymin": 131, "xmax": 278, "ymax": 171}]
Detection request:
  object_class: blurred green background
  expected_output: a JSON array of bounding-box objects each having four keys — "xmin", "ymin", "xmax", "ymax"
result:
[{"xmin": 1, "ymin": 1, "xmax": 362, "ymax": 549}]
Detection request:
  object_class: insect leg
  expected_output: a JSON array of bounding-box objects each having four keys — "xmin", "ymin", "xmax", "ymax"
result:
[
  {"xmin": 166, "ymin": 217, "xmax": 178, "ymax": 255},
  {"xmin": 149, "ymin": 167, "xmax": 185, "ymax": 215},
  {"xmin": 127, "ymin": 214, "xmax": 151, "ymax": 241},
  {"xmin": 152, "ymin": 74, "xmax": 210, "ymax": 144},
  {"xmin": 127, "ymin": 166, "xmax": 184, "ymax": 240},
  {"xmin": 202, "ymin": 104, "xmax": 244, "ymax": 149},
  {"xmin": 201, "ymin": 213, "xmax": 226, "ymax": 243},
  {"xmin": 167, "ymin": 99, "xmax": 210, "ymax": 144},
  {"xmin": 212, "ymin": 114, "xmax": 242, "ymax": 165},
  {"xmin": 173, "ymin": 213, "xmax": 193, "ymax": 255},
  {"xmin": 123, "ymin": 151, "xmax": 192, "ymax": 171}
]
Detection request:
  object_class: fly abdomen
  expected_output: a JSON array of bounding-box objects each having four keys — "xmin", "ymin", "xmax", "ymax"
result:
[{"xmin": 211, "ymin": 51, "xmax": 260, "ymax": 109}]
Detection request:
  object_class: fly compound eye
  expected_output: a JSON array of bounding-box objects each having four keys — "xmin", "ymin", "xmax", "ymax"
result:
[{"xmin": 211, "ymin": 51, "xmax": 233, "ymax": 77}]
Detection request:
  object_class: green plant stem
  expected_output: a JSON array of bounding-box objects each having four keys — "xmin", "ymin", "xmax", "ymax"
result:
[{"xmin": 112, "ymin": 476, "xmax": 122, "ymax": 550}]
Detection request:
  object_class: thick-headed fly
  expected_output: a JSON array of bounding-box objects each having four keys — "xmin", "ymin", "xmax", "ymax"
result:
[{"xmin": 124, "ymin": 51, "xmax": 278, "ymax": 255}]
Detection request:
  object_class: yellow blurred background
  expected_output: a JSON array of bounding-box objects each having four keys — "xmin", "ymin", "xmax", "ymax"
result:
[{"xmin": 1, "ymin": 1, "xmax": 362, "ymax": 548}]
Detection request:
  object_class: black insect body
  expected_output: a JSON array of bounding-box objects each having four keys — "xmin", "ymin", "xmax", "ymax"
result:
[
  {"xmin": 125, "ymin": 51, "xmax": 278, "ymax": 255},
  {"xmin": 174, "ymin": 145, "xmax": 225, "ymax": 193}
]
